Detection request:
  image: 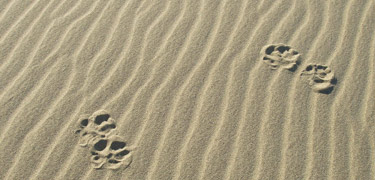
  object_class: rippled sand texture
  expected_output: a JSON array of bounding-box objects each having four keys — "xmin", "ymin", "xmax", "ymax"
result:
[{"xmin": 0, "ymin": 0, "xmax": 374, "ymax": 179}]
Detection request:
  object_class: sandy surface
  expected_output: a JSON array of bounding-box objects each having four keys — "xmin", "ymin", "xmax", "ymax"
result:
[{"xmin": 0, "ymin": 0, "xmax": 374, "ymax": 179}]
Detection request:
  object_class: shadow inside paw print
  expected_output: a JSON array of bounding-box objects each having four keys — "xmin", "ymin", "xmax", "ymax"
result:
[
  {"xmin": 261, "ymin": 43, "xmax": 300, "ymax": 71},
  {"xmin": 74, "ymin": 110, "xmax": 133, "ymax": 170},
  {"xmin": 94, "ymin": 114, "xmax": 110, "ymax": 125},
  {"xmin": 300, "ymin": 63, "xmax": 336, "ymax": 94}
]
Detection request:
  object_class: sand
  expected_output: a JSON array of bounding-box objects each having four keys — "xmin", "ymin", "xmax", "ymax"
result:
[{"xmin": 0, "ymin": 0, "xmax": 374, "ymax": 179}]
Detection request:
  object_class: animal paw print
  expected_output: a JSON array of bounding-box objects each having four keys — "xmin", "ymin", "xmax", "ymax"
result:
[
  {"xmin": 300, "ymin": 63, "xmax": 336, "ymax": 94},
  {"xmin": 90, "ymin": 134, "xmax": 132, "ymax": 169},
  {"xmin": 75, "ymin": 110, "xmax": 132, "ymax": 170},
  {"xmin": 261, "ymin": 44, "xmax": 300, "ymax": 70},
  {"xmin": 75, "ymin": 110, "xmax": 117, "ymax": 147}
]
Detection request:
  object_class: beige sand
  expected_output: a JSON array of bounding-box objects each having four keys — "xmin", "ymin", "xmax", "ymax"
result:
[{"xmin": 0, "ymin": 0, "xmax": 374, "ymax": 179}]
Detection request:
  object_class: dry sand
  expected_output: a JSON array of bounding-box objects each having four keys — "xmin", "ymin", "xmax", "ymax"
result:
[{"xmin": 0, "ymin": 0, "xmax": 374, "ymax": 179}]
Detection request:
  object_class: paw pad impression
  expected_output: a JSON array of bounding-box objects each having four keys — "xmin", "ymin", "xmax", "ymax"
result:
[
  {"xmin": 261, "ymin": 43, "xmax": 300, "ymax": 70},
  {"xmin": 75, "ymin": 110, "xmax": 132, "ymax": 170},
  {"xmin": 300, "ymin": 63, "xmax": 336, "ymax": 93}
]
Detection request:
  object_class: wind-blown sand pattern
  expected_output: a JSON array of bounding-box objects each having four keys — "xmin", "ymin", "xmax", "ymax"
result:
[{"xmin": 0, "ymin": 0, "xmax": 374, "ymax": 179}]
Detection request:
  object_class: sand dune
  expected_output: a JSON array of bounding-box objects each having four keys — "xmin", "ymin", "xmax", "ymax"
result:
[{"xmin": 0, "ymin": 0, "xmax": 374, "ymax": 179}]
